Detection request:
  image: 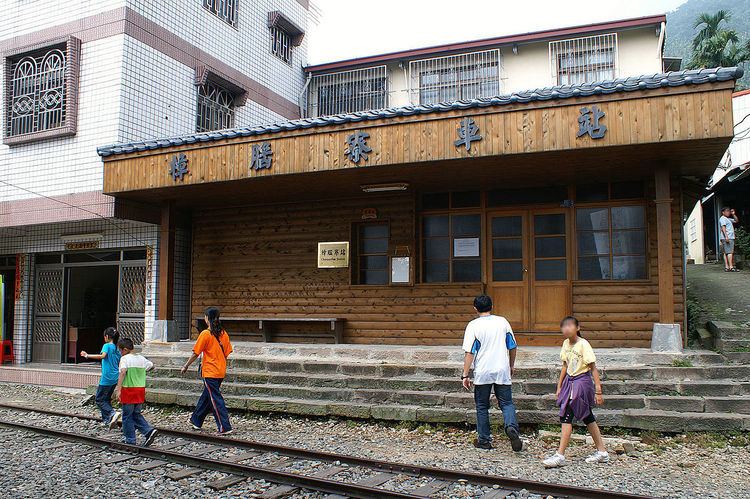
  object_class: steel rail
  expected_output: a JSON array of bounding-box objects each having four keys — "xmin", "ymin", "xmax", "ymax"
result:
[
  {"xmin": 0, "ymin": 418, "xmax": 416, "ymax": 499},
  {"xmin": 0, "ymin": 402, "xmax": 652, "ymax": 499}
]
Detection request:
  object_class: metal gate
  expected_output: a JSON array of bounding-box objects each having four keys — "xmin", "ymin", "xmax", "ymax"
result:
[
  {"xmin": 32, "ymin": 266, "xmax": 64, "ymax": 362},
  {"xmin": 117, "ymin": 264, "xmax": 146, "ymax": 345}
]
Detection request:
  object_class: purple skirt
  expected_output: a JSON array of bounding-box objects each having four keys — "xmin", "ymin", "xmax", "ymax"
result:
[{"xmin": 556, "ymin": 372, "xmax": 596, "ymax": 421}]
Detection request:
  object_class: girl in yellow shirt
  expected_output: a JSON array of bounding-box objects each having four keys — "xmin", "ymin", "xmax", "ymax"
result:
[{"xmin": 543, "ymin": 316, "xmax": 609, "ymax": 468}]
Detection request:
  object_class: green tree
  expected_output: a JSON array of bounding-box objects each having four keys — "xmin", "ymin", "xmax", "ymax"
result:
[{"xmin": 688, "ymin": 10, "xmax": 750, "ymax": 69}]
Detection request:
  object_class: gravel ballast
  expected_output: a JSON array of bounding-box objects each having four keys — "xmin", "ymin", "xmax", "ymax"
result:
[{"xmin": 1, "ymin": 383, "xmax": 749, "ymax": 498}]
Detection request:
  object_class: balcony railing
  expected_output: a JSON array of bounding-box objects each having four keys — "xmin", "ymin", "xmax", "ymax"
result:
[
  {"xmin": 408, "ymin": 49, "xmax": 502, "ymax": 106},
  {"xmin": 549, "ymin": 33, "xmax": 618, "ymax": 86},
  {"xmin": 306, "ymin": 66, "xmax": 388, "ymax": 117}
]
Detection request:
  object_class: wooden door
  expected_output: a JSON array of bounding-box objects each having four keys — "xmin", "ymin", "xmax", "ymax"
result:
[
  {"xmin": 487, "ymin": 212, "xmax": 529, "ymax": 330},
  {"xmin": 529, "ymin": 210, "xmax": 571, "ymax": 331},
  {"xmin": 487, "ymin": 209, "xmax": 571, "ymax": 332}
]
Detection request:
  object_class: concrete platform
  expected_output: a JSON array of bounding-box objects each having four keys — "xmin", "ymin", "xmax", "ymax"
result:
[
  {"xmin": 0, "ymin": 363, "xmax": 99, "ymax": 389},
  {"xmin": 137, "ymin": 341, "xmax": 750, "ymax": 431}
]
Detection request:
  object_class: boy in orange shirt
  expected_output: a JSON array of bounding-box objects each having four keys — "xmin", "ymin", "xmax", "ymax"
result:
[{"xmin": 180, "ymin": 307, "xmax": 233, "ymax": 434}]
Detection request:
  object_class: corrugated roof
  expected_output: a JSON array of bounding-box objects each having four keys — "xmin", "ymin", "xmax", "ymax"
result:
[{"xmin": 98, "ymin": 67, "xmax": 743, "ymax": 158}]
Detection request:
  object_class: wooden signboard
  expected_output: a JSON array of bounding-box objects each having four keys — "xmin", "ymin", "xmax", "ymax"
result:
[{"xmin": 317, "ymin": 242, "xmax": 350, "ymax": 268}]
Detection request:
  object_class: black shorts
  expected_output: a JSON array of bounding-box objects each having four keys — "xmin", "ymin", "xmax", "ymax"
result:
[{"xmin": 560, "ymin": 405, "xmax": 595, "ymax": 425}]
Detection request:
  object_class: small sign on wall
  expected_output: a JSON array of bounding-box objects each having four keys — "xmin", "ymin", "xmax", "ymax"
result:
[
  {"xmin": 64, "ymin": 240, "xmax": 100, "ymax": 251},
  {"xmin": 390, "ymin": 256, "xmax": 411, "ymax": 285},
  {"xmin": 317, "ymin": 242, "xmax": 350, "ymax": 268},
  {"xmin": 454, "ymin": 237, "xmax": 480, "ymax": 257}
]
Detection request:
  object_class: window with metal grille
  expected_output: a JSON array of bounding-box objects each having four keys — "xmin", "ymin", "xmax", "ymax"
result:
[
  {"xmin": 409, "ymin": 49, "xmax": 502, "ymax": 105},
  {"xmin": 270, "ymin": 25, "xmax": 293, "ymax": 63},
  {"xmin": 308, "ymin": 66, "xmax": 388, "ymax": 117},
  {"xmin": 6, "ymin": 43, "xmax": 70, "ymax": 140},
  {"xmin": 549, "ymin": 33, "xmax": 617, "ymax": 86},
  {"xmin": 202, "ymin": 0, "xmax": 238, "ymax": 27},
  {"xmin": 196, "ymin": 81, "xmax": 235, "ymax": 132},
  {"xmin": 354, "ymin": 223, "xmax": 390, "ymax": 285}
]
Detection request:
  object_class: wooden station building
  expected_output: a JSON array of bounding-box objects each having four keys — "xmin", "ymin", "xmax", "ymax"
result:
[{"xmin": 98, "ymin": 67, "xmax": 741, "ymax": 348}]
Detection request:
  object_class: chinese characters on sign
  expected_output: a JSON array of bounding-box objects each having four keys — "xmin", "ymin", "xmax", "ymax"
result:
[
  {"xmin": 317, "ymin": 242, "xmax": 350, "ymax": 268},
  {"xmin": 454, "ymin": 117, "xmax": 482, "ymax": 151},
  {"xmin": 577, "ymin": 105, "xmax": 607, "ymax": 139},
  {"xmin": 251, "ymin": 142, "xmax": 273, "ymax": 171},
  {"xmin": 344, "ymin": 131, "xmax": 372, "ymax": 163},
  {"xmin": 169, "ymin": 153, "xmax": 189, "ymax": 181}
]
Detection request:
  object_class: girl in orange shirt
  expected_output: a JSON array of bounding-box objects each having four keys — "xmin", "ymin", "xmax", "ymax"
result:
[{"xmin": 181, "ymin": 307, "xmax": 233, "ymax": 434}]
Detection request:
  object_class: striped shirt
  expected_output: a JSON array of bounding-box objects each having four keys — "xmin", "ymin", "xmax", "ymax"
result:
[{"xmin": 119, "ymin": 353, "xmax": 153, "ymax": 404}]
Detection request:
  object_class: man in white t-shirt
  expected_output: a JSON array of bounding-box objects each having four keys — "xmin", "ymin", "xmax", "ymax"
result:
[
  {"xmin": 461, "ymin": 294, "xmax": 523, "ymax": 452},
  {"xmin": 719, "ymin": 206, "xmax": 740, "ymax": 272}
]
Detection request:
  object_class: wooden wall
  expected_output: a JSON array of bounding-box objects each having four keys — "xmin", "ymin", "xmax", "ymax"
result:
[
  {"xmin": 192, "ymin": 186, "xmax": 686, "ymax": 348},
  {"xmin": 192, "ymin": 194, "xmax": 481, "ymax": 345}
]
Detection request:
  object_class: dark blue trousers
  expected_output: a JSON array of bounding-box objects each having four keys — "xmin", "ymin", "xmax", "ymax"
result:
[
  {"xmin": 190, "ymin": 377, "xmax": 231, "ymax": 433},
  {"xmin": 95, "ymin": 384, "xmax": 116, "ymax": 422}
]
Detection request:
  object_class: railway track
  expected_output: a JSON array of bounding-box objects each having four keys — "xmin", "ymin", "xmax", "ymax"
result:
[{"xmin": 0, "ymin": 403, "xmax": 651, "ymax": 499}]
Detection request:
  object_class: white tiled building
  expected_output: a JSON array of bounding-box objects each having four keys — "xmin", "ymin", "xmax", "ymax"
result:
[{"xmin": 0, "ymin": 0, "xmax": 312, "ymax": 363}]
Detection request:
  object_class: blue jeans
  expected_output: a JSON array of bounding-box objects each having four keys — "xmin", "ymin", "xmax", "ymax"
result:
[
  {"xmin": 121, "ymin": 403, "xmax": 154, "ymax": 444},
  {"xmin": 190, "ymin": 378, "xmax": 231, "ymax": 432},
  {"xmin": 95, "ymin": 384, "xmax": 116, "ymax": 422},
  {"xmin": 474, "ymin": 383, "xmax": 519, "ymax": 444}
]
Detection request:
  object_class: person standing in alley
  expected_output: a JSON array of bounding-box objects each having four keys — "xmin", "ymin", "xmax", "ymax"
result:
[
  {"xmin": 181, "ymin": 306, "xmax": 234, "ymax": 435},
  {"xmin": 719, "ymin": 206, "xmax": 740, "ymax": 272},
  {"xmin": 461, "ymin": 294, "xmax": 523, "ymax": 452}
]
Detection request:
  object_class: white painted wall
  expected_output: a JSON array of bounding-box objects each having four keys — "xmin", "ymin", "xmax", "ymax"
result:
[{"xmin": 684, "ymin": 201, "xmax": 705, "ymax": 264}]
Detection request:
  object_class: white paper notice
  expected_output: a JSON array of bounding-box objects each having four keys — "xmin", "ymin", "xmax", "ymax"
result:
[{"xmin": 453, "ymin": 238, "xmax": 480, "ymax": 257}]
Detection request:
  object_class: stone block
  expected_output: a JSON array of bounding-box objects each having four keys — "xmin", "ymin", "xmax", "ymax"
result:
[
  {"xmin": 716, "ymin": 338, "xmax": 750, "ymax": 352},
  {"xmin": 286, "ymin": 400, "xmax": 329, "ymax": 416},
  {"xmin": 151, "ymin": 320, "xmax": 179, "ymax": 342},
  {"xmin": 246, "ymin": 397, "xmax": 288, "ymax": 412},
  {"xmin": 415, "ymin": 407, "xmax": 466, "ymax": 423},
  {"xmin": 444, "ymin": 393, "xmax": 474, "ymax": 409},
  {"xmin": 620, "ymin": 409, "xmax": 747, "ymax": 432},
  {"xmin": 157, "ymin": 391, "xmax": 179, "ymax": 406},
  {"xmin": 704, "ymin": 397, "xmax": 750, "ymax": 415},
  {"xmin": 370, "ymin": 405, "xmax": 418, "ymax": 421},
  {"xmin": 379, "ymin": 365, "xmax": 419, "ymax": 377},
  {"xmin": 651, "ymin": 323, "xmax": 683, "ymax": 353},
  {"xmin": 601, "ymin": 367, "xmax": 653, "ymax": 381},
  {"xmin": 422, "ymin": 366, "xmax": 461, "ymax": 377},
  {"xmin": 340, "ymin": 364, "xmax": 382, "ymax": 376},
  {"xmin": 725, "ymin": 352, "xmax": 750, "ymax": 364},
  {"xmin": 225, "ymin": 396, "xmax": 247, "ymax": 410},
  {"xmin": 266, "ymin": 361, "xmax": 304, "ymax": 372},
  {"xmin": 707, "ymin": 320, "xmax": 748, "ymax": 340},
  {"xmin": 392, "ymin": 391, "xmax": 445, "ymax": 406},
  {"xmin": 300, "ymin": 362, "xmax": 340, "ymax": 374},
  {"xmin": 646, "ymin": 396, "xmax": 704, "ymax": 413},
  {"xmin": 522, "ymin": 381, "xmax": 556, "ymax": 395},
  {"xmin": 678, "ymin": 381, "xmax": 738, "ymax": 397},
  {"xmin": 327, "ymin": 402, "xmax": 371, "ymax": 419}
]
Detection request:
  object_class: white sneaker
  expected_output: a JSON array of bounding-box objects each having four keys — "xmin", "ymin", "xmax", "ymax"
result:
[
  {"xmin": 585, "ymin": 450, "xmax": 610, "ymax": 464},
  {"xmin": 109, "ymin": 411, "xmax": 121, "ymax": 430},
  {"xmin": 543, "ymin": 453, "xmax": 566, "ymax": 468}
]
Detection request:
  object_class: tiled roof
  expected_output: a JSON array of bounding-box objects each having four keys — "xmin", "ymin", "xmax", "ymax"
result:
[{"xmin": 98, "ymin": 67, "xmax": 743, "ymax": 157}]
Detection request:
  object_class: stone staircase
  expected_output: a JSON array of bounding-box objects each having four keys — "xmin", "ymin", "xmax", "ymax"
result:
[
  {"xmin": 707, "ymin": 320, "xmax": 750, "ymax": 362},
  {"xmin": 141, "ymin": 343, "xmax": 750, "ymax": 432}
]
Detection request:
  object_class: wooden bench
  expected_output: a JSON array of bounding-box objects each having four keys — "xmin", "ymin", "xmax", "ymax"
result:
[{"xmin": 200, "ymin": 316, "xmax": 345, "ymax": 344}]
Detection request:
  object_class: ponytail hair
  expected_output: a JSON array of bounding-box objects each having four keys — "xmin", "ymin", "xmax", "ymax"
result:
[
  {"xmin": 560, "ymin": 316, "xmax": 582, "ymax": 337},
  {"xmin": 205, "ymin": 306, "xmax": 222, "ymax": 341},
  {"xmin": 103, "ymin": 326, "xmax": 120, "ymax": 345}
]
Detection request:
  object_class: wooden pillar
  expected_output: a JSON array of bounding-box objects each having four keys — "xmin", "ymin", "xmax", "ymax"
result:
[
  {"xmin": 158, "ymin": 203, "xmax": 175, "ymax": 321},
  {"xmin": 654, "ymin": 167, "xmax": 675, "ymax": 324}
]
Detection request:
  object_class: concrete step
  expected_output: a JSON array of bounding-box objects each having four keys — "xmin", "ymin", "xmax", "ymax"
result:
[
  {"xmin": 716, "ymin": 338, "xmax": 750, "ymax": 352},
  {"xmin": 725, "ymin": 351, "xmax": 750, "ymax": 363},
  {"xmin": 150, "ymin": 362, "xmax": 750, "ymax": 383},
  {"xmin": 149, "ymin": 368, "xmax": 750, "ymax": 397},
  {"xmin": 146, "ymin": 376, "xmax": 750, "ymax": 415},
  {"xmin": 707, "ymin": 320, "xmax": 750, "ymax": 340},
  {"xmin": 142, "ymin": 342, "xmax": 727, "ymax": 367},
  {"xmin": 144, "ymin": 388, "xmax": 750, "ymax": 432}
]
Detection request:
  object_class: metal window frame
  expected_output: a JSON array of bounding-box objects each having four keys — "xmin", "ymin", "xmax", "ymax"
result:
[
  {"xmin": 202, "ymin": 0, "xmax": 239, "ymax": 28},
  {"xmin": 270, "ymin": 25, "xmax": 293, "ymax": 64},
  {"xmin": 307, "ymin": 66, "xmax": 389, "ymax": 117},
  {"xmin": 196, "ymin": 80, "xmax": 236, "ymax": 133},
  {"xmin": 408, "ymin": 49, "xmax": 502, "ymax": 106},
  {"xmin": 3, "ymin": 36, "xmax": 81, "ymax": 146},
  {"xmin": 549, "ymin": 33, "xmax": 618, "ymax": 86}
]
